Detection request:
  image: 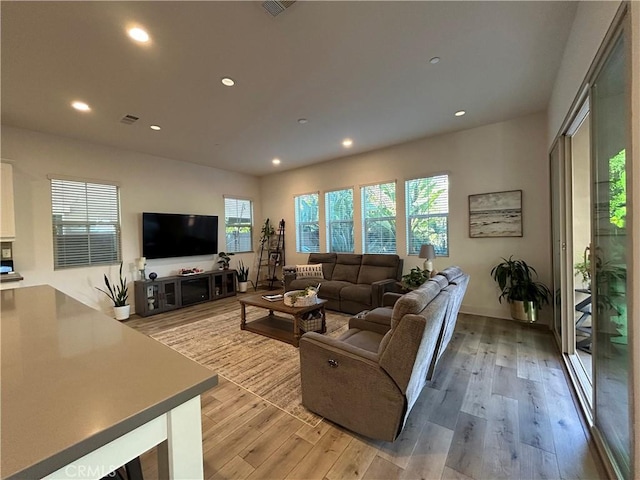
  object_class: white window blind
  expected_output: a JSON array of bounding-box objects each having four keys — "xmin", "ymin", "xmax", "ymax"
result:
[
  {"xmin": 406, "ymin": 174, "xmax": 449, "ymax": 256},
  {"xmin": 51, "ymin": 179, "xmax": 121, "ymax": 269},
  {"xmin": 294, "ymin": 193, "xmax": 320, "ymax": 253},
  {"xmin": 326, "ymin": 189, "xmax": 354, "ymax": 253},
  {"xmin": 224, "ymin": 197, "xmax": 253, "ymax": 253},
  {"xmin": 362, "ymin": 182, "xmax": 396, "ymax": 254}
]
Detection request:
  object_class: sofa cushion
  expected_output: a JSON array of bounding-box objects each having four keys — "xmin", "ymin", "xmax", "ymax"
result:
[
  {"xmin": 440, "ymin": 266, "xmax": 465, "ymax": 284},
  {"xmin": 332, "ymin": 254, "xmax": 362, "ymax": 283},
  {"xmin": 429, "ymin": 275, "xmax": 449, "ymax": 289},
  {"xmin": 357, "ymin": 254, "xmax": 401, "ymax": 284},
  {"xmin": 339, "ymin": 328, "xmax": 384, "ymax": 354},
  {"xmin": 340, "ymin": 284, "xmax": 371, "ymax": 305},
  {"xmin": 362, "ymin": 307, "xmax": 393, "ymax": 327},
  {"xmin": 308, "ymin": 252, "xmax": 337, "ymax": 279},
  {"xmin": 296, "ymin": 264, "xmax": 324, "ymax": 279},
  {"xmin": 391, "ymin": 281, "xmax": 442, "ymax": 328},
  {"xmin": 317, "ymin": 280, "xmax": 352, "ymax": 300}
]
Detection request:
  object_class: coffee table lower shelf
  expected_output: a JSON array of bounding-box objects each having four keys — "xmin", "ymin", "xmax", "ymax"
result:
[{"xmin": 242, "ymin": 314, "xmax": 304, "ymax": 347}]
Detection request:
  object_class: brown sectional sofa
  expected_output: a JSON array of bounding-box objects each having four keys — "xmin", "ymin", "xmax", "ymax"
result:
[
  {"xmin": 299, "ymin": 266, "xmax": 469, "ymax": 442},
  {"xmin": 283, "ymin": 253, "xmax": 403, "ymax": 314}
]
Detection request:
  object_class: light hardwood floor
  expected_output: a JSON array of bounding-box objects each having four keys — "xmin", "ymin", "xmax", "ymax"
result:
[{"xmin": 126, "ymin": 297, "xmax": 606, "ymax": 480}]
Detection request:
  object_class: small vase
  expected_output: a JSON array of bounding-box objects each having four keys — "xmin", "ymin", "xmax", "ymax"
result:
[{"xmin": 113, "ymin": 305, "xmax": 131, "ymax": 321}]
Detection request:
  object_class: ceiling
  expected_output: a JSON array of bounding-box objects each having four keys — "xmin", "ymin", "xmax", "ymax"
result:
[{"xmin": 1, "ymin": 1, "xmax": 577, "ymax": 176}]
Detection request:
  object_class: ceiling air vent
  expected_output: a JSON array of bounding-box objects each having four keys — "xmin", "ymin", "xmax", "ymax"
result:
[
  {"xmin": 262, "ymin": 1, "xmax": 295, "ymax": 17},
  {"xmin": 120, "ymin": 114, "xmax": 140, "ymax": 125}
]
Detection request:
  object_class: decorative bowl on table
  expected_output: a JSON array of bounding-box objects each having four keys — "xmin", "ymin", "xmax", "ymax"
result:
[{"xmin": 284, "ymin": 288, "xmax": 318, "ymax": 307}]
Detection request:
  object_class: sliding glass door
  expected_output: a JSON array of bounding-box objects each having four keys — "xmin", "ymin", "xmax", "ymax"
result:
[{"xmin": 591, "ymin": 30, "xmax": 630, "ymax": 479}]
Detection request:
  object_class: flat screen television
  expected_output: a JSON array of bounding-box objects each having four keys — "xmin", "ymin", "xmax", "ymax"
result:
[{"xmin": 142, "ymin": 212, "xmax": 218, "ymax": 259}]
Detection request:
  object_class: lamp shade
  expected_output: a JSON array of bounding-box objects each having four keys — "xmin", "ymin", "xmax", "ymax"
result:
[{"xmin": 418, "ymin": 244, "xmax": 436, "ymax": 260}]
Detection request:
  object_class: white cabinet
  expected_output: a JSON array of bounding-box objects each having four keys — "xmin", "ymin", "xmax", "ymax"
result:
[{"xmin": 0, "ymin": 163, "xmax": 16, "ymax": 240}]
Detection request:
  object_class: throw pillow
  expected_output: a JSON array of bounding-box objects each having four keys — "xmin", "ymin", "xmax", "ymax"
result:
[{"xmin": 296, "ymin": 264, "xmax": 324, "ymax": 279}]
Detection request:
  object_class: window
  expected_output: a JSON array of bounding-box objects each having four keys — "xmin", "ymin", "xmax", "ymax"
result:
[
  {"xmin": 51, "ymin": 178, "xmax": 121, "ymax": 269},
  {"xmin": 294, "ymin": 193, "xmax": 319, "ymax": 253},
  {"xmin": 224, "ymin": 197, "xmax": 253, "ymax": 253},
  {"xmin": 326, "ymin": 189, "xmax": 354, "ymax": 253},
  {"xmin": 362, "ymin": 182, "xmax": 396, "ymax": 253},
  {"xmin": 406, "ymin": 174, "xmax": 449, "ymax": 256}
]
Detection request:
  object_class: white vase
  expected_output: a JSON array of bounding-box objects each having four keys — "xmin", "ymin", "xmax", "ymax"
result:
[
  {"xmin": 238, "ymin": 281, "xmax": 248, "ymax": 293},
  {"xmin": 113, "ymin": 304, "xmax": 130, "ymax": 321}
]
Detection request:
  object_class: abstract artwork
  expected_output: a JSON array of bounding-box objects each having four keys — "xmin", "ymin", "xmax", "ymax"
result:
[{"xmin": 469, "ymin": 190, "xmax": 522, "ymax": 237}]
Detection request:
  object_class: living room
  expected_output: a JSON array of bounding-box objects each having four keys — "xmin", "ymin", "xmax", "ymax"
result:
[{"xmin": 1, "ymin": 1, "xmax": 639, "ymax": 479}]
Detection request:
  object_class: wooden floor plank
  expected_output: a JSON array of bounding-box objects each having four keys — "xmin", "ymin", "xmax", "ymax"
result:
[
  {"xmin": 245, "ymin": 435, "xmax": 314, "ymax": 480},
  {"xmin": 400, "ymin": 421, "xmax": 453, "ymax": 480},
  {"xmin": 460, "ymin": 342, "xmax": 496, "ymax": 419},
  {"xmin": 285, "ymin": 426, "xmax": 353, "ymax": 479},
  {"xmin": 517, "ymin": 378, "xmax": 555, "ymax": 454},
  {"xmin": 444, "ymin": 412, "xmax": 487, "ymax": 479},
  {"xmin": 362, "ymin": 456, "xmax": 403, "ymax": 480},
  {"xmin": 240, "ymin": 411, "xmax": 303, "ymax": 468},
  {"xmin": 491, "ymin": 365, "xmax": 519, "ymax": 400},
  {"xmin": 208, "ymin": 455, "xmax": 255, "ymax": 480},
  {"xmin": 480, "ymin": 394, "xmax": 520, "ymax": 480},
  {"xmin": 518, "ymin": 443, "xmax": 561, "ymax": 480},
  {"xmin": 325, "ymin": 437, "xmax": 379, "ymax": 480}
]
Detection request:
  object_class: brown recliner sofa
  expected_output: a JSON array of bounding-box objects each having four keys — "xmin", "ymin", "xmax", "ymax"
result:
[
  {"xmin": 299, "ymin": 266, "xmax": 469, "ymax": 442},
  {"xmin": 283, "ymin": 253, "xmax": 403, "ymax": 314}
]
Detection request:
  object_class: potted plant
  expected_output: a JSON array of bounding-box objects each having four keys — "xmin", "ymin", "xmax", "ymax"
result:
[
  {"xmin": 236, "ymin": 260, "xmax": 250, "ymax": 293},
  {"xmin": 217, "ymin": 251, "xmax": 234, "ymax": 270},
  {"xmin": 490, "ymin": 256, "xmax": 551, "ymax": 323},
  {"xmin": 401, "ymin": 266, "xmax": 430, "ymax": 290},
  {"xmin": 96, "ymin": 262, "xmax": 130, "ymax": 320}
]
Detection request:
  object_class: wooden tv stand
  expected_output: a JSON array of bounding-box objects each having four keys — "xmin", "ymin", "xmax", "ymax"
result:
[{"xmin": 134, "ymin": 270, "xmax": 236, "ymax": 317}]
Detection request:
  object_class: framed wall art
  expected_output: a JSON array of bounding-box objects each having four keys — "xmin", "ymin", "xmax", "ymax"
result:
[{"xmin": 469, "ymin": 190, "xmax": 522, "ymax": 238}]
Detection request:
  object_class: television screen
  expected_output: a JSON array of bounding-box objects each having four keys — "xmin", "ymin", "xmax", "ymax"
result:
[{"xmin": 143, "ymin": 213, "xmax": 218, "ymax": 259}]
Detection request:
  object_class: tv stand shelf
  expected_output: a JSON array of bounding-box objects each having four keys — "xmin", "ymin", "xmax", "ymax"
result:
[{"xmin": 134, "ymin": 270, "xmax": 236, "ymax": 317}]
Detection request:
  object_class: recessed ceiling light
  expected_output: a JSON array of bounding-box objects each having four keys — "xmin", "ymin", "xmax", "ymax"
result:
[
  {"xmin": 429, "ymin": 57, "xmax": 440, "ymax": 64},
  {"xmin": 128, "ymin": 27, "xmax": 149, "ymax": 43},
  {"xmin": 221, "ymin": 77, "xmax": 235, "ymax": 87},
  {"xmin": 297, "ymin": 118, "xmax": 308, "ymax": 124},
  {"xmin": 342, "ymin": 138, "xmax": 353, "ymax": 148},
  {"xmin": 272, "ymin": 158, "xmax": 281, "ymax": 165},
  {"xmin": 150, "ymin": 125, "xmax": 161, "ymax": 131},
  {"xmin": 71, "ymin": 101, "xmax": 91, "ymax": 112},
  {"xmin": 455, "ymin": 110, "xmax": 466, "ymax": 117}
]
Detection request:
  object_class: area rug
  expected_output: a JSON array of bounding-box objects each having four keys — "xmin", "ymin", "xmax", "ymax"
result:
[{"xmin": 150, "ymin": 306, "xmax": 350, "ymax": 426}]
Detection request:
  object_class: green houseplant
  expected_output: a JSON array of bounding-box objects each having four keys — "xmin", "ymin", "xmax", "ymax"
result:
[
  {"xmin": 490, "ymin": 256, "xmax": 551, "ymax": 323},
  {"xmin": 401, "ymin": 267, "xmax": 430, "ymax": 290},
  {"xmin": 217, "ymin": 251, "xmax": 234, "ymax": 270},
  {"xmin": 96, "ymin": 262, "xmax": 130, "ymax": 320},
  {"xmin": 236, "ymin": 260, "xmax": 250, "ymax": 293}
]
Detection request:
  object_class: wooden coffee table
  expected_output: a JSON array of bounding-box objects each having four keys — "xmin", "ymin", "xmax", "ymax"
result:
[{"xmin": 239, "ymin": 293, "xmax": 327, "ymax": 347}]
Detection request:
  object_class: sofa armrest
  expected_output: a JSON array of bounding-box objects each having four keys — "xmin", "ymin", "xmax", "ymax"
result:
[
  {"xmin": 371, "ymin": 278, "xmax": 398, "ymax": 308},
  {"xmin": 283, "ymin": 266, "xmax": 297, "ymax": 291},
  {"xmin": 382, "ymin": 292, "xmax": 403, "ymax": 307},
  {"xmin": 300, "ymin": 332, "xmax": 379, "ymax": 362}
]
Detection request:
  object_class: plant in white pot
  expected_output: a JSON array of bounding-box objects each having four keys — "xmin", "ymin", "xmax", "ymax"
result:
[
  {"xmin": 96, "ymin": 262, "xmax": 130, "ymax": 320},
  {"xmin": 236, "ymin": 260, "xmax": 250, "ymax": 293},
  {"xmin": 490, "ymin": 256, "xmax": 551, "ymax": 323}
]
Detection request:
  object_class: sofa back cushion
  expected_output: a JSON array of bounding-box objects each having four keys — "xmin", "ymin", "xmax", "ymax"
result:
[
  {"xmin": 308, "ymin": 252, "xmax": 337, "ymax": 279},
  {"xmin": 440, "ymin": 266, "xmax": 465, "ymax": 284},
  {"xmin": 391, "ymin": 280, "xmax": 442, "ymax": 328},
  {"xmin": 357, "ymin": 254, "xmax": 401, "ymax": 285},
  {"xmin": 331, "ymin": 254, "xmax": 362, "ymax": 283}
]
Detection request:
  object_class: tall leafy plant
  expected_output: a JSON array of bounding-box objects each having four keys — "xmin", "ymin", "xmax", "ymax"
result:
[
  {"xmin": 490, "ymin": 256, "xmax": 551, "ymax": 311},
  {"xmin": 96, "ymin": 262, "xmax": 129, "ymax": 307}
]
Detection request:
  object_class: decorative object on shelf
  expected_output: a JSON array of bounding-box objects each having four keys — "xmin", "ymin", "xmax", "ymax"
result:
[
  {"xmin": 217, "ymin": 252, "xmax": 234, "ymax": 270},
  {"xmin": 401, "ymin": 266, "xmax": 430, "ymax": 290},
  {"xmin": 469, "ymin": 190, "xmax": 522, "ymax": 238},
  {"xmin": 284, "ymin": 286, "xmax": 318, "ymax": 307},
  {"xmin": 490, "ymin": 256, "xmax": 551, "ymax": 323},
  {"xmin": 418, "ymin": 244, "xmax": 436, "ymax": 277},
  {"xmin": 96, "ymin": 262, "xmax": 130, "ymax": 320},
  {"xmin": 236, "ymin": 260, "xmax": 250, "ymax": 293},
  {"xmin": 136, "ymin": 256, "xmax": 147, "ymax": 280},
  {"xmin": 149, "ymin": 272, "xmax": 158, "ymax": 280},
  {"xmin": 178, "ymin": 267, "xmax": 204, "ymax": 276},
  {"xmin": 259, "ymin": 218, "xmax": 275, "ymax": 247}
]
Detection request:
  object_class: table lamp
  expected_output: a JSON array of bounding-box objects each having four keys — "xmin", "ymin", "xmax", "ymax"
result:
[{"xmin": 418, "ymin": 244, "xmax": 436, "ymax": 277}]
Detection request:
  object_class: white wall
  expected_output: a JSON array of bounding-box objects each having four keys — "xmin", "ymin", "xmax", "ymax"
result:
[
  {"xmin": 547, "ymin": 1, "xmax": 622, "ymax": 145},
  {"xmin": 259, "ymin": 112, "xmax": 552, "ymax": 323},
  {"xmin": 1, "ymin": 126, "xmax": 261, "ymax": 314}
]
